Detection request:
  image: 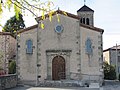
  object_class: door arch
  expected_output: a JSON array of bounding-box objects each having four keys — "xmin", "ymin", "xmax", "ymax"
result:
[{"xmin": 52, "ymin": 56, "xmax": 66, "ymax": 80}]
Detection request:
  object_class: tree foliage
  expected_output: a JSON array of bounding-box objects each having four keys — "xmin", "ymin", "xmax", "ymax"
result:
[
  {"xmin": 0, "ymin": 0, "xmax": 55, "ymax": 20},
  {"xmin": 103, "ymin": 61, "xmax": 116, "ymax": 80},
  {"xmin": 2, "ymin": 13, "xmax": 25, "ymax": 37},
  {"xmin": 0, "ymin": 0, "xmax": 67, "ymax": 29}
]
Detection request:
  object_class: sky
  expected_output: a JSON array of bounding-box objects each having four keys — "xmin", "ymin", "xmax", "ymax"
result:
[{"xmin": 0, "ymin": 0, "xmax": 120, "ymax": 50}]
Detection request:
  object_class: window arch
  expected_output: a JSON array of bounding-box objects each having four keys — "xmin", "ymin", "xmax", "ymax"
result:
[
  {"xmin": 86, "ymin": 18, "xmax": 89, "ymax": 25},
  {"xmin": 83, "ymin": 18, "xmax": 85, "ymax": 24},
  {"xmin": 26, "ymin": 39, "xmax": 33, "ymax": 54}
]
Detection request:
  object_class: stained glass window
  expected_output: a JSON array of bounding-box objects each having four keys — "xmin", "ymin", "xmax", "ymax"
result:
[
  {"xmin": 26, "ymin": 39, "xmax": 33, "ymax": 54},
  {"xmin": 85, "ymin": 38, "xmax": 93, "ymax": 55}
]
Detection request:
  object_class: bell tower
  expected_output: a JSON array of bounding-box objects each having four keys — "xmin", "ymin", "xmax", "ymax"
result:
[{"xmin": 77, "ymin": 5, "xmax": 94, "ymax": 26}]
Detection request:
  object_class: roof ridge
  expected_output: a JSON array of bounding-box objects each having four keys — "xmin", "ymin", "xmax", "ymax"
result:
[
  {"xmin": 36, "ymin": 9, "xmax": 80, "ymax": 22},
  {"xmin": 77, "ymin": 5, "xmax": 94, "ymax": 12}
]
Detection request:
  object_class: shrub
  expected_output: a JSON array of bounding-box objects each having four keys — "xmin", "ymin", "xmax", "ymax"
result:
[
  {"xmin": 103, "ymin": 62, "xmax": 116, "ymax": 80},
  {"xmin": 8, "ymin": 60, "xmax": 16, "ymax": 74}
]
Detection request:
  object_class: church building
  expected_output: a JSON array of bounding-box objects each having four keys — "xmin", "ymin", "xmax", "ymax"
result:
[{"xmin": 17, "ymin": 5, "xmax": 104, "ymax": 86}]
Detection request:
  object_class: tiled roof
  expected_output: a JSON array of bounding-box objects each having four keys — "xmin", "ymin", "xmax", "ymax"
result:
[
  {"xmin": 77, "ymin": 5, "xmax": 94, "ymax": 12},
  {"xmin": 0, "ymin": 32, "xmax": 11, "ymax": 35},
  {"xmin": 111, "ymin": 45, "xmax": 120, "ymax": 49},
  {"xmin": 103, "ymin": 45, "xmax": 120, "ymax": 52},
  {"xmin": 80, "ymin": 23, "xmax": 104, "ymax": 33},
  {"xmin": 18, "ymin": 9, "xmax": 103, "ymax": 34},
  {"xmin": 18, "ymin": 24, "xmax": 38, "ymax": 34},
  {"xmin": 35, "ymin": 9, "xmax": 80, "ymax": 22}
]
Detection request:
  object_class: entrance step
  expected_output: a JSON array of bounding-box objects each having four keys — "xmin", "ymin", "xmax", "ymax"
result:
[{"xmin": 39, "ymin": 80, "xmax": 83, "ymax": 87}]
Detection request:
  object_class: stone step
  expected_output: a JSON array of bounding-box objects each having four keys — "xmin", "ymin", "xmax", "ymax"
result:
[{"xmin": 89, "ymin": 83, "xmax": 100, "ymax": 88}]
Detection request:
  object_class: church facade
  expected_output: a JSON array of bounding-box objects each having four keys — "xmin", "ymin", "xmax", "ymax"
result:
[{"xmin": 17, "ymin": 5, "xmax": 104, "ymax": 86}]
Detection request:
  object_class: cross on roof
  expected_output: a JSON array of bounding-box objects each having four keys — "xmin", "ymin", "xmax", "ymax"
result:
[{"xmin": 84, "ymin": 0, "xmax": 86, "ymax": 5}]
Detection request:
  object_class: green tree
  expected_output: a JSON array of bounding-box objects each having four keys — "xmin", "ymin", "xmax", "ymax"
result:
[
  {"xmin": 0, "ymin": 0, "xmax": 55, "ymax": 20},
  {"xmin": 0, "ymin": 0, "xmax": 66, "ymax": 29},
  {"xmin": 103, "ymin": 61, "xmax": 116, "ymax": 80},
  {"xmin": 3, "ymin": 13, "xmax": 25, "ymax": 37},
  {"xmin": 8, "ymin": 60, "xmax": 16, "ymax": 74}
]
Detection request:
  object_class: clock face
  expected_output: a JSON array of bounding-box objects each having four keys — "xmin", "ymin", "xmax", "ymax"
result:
[{"xmin": 55, "ymin": 25, "xmax": 63, "ymax": 33}]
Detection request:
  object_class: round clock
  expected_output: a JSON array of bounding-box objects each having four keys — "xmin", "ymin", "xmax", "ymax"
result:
[{"xmin": 55, "ymin": 25, "xmax": 63, "ymax": 33}]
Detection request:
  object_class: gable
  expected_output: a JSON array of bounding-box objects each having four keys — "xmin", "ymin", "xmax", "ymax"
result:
[
  {"xmin": 18, "ymin": 9, "xmax": 104, "ymax": 34},
  {"xmin": 35, "ymin": 9, "xmax": 80, "ymax": 22}
]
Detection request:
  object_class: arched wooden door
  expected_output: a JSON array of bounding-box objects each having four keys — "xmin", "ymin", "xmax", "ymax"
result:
[{"xmin": 52, "ymin": 56, "xmax": 66, "ymax": 80}]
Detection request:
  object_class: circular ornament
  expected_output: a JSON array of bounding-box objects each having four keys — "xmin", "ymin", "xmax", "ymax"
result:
[{"xmin": 55, "ymin": 24, "xmax": 63, "ymax": 33}]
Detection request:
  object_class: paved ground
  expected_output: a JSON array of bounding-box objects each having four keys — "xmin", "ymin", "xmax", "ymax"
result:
[
  {"xmin": 7, "ymin": 80, "xmax": 120, "ymax": 90},
  {"xmin": 8, "ymin": 86, "xmax": 100, "ymax": 90},
  {"xmin": 103, "ymin": 80, "xmax": 120, "ymax": 90}
]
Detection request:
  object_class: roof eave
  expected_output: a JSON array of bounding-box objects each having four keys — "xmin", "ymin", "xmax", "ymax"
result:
[
  {"xmin": 80, "ymin": 23, "xmax": 104, "ymax": 33},
  {"xmin": 35, "ymin": 9, "xmax": 80, "ymax": 22}
]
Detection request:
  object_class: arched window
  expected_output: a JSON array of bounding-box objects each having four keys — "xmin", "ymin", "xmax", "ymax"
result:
[
  {"xmin": 86, "ymin": 18, "xmax": 89, "ymax": 25},
  {"xmin": 26, "ymin": 39, "xmax": 33, "ymax": 54},
  {"xmin": 83, "ymin": 18, "xmax": 85, "ymax": 24},
  {"xmin": 80, "ymin": 18, "xmax": 82, "ymax": 23},
  {"xmin": 85, "ymin": 38, "xmax": 93, "ymax": 55}
]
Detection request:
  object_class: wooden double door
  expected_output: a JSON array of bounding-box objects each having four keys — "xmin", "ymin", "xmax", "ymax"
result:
[{"xmin": 52, "ymin": 56, "xmax": 66, "ymax": 80}]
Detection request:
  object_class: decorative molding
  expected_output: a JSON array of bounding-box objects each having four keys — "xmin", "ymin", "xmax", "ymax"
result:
[{"xmin": 46, "ymin": 50, "xmax": 72, "ymax": 53}]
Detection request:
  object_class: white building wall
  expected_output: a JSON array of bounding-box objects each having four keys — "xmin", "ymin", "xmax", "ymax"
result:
[
  {"xmin": 80, "ymin": 26, "xmax": 103, "ymax": 82},
  {"xmin": 103, "ymin": 51, "xmax": 110, "ymax": 64}
]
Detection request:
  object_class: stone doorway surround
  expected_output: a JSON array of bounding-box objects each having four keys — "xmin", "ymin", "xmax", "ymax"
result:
[{"xmin": 46, "ymin": 50, "xmax": 71, "ymax": 80}]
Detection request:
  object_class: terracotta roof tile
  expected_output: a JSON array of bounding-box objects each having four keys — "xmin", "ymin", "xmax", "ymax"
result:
[
  {"xmin": 18, "ymin": 24, "xmax": 38, "ymax": 34},
  {"xmin": 0, "ymin": 32, "xmax": 11, "ymax": 35},
  {"xmin": 36, "ymin": 9, "xmax": 80, "ymax": 22},
  {"xmin": 80, "ymin": 23, "xmax": 104, "ymax": 33}
]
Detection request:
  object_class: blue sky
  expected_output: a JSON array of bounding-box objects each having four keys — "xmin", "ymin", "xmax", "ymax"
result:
[{"xmin": 1, "ymin": 0, "xmax": 120, "ymax": 49}]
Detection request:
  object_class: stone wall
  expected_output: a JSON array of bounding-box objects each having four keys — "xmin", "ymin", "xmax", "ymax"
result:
[
  {"xmin": 0, "ymin": 74, "xmax": 17, "ymax": 90},
  {"xmin": 0, "ymin": 32, "xmax": 16, "ymax": 74}
]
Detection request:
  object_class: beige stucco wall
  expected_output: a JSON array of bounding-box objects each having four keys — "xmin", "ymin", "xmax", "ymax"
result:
[
  {"xmin": 18, "ymin": 28, "xmax": 37, "ymax": 82},
  {"xmin": 38, "ymin": 14, "xmax": 81, "ymax": 80},
  {"xmin": 103, "ymin": 51, "xmax": 110, "ymax": 64}
]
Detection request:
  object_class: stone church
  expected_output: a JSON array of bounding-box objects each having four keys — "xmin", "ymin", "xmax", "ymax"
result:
[{"xmin": 17, "ymin": 5, "xmax": 104, "ymax": 86}]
